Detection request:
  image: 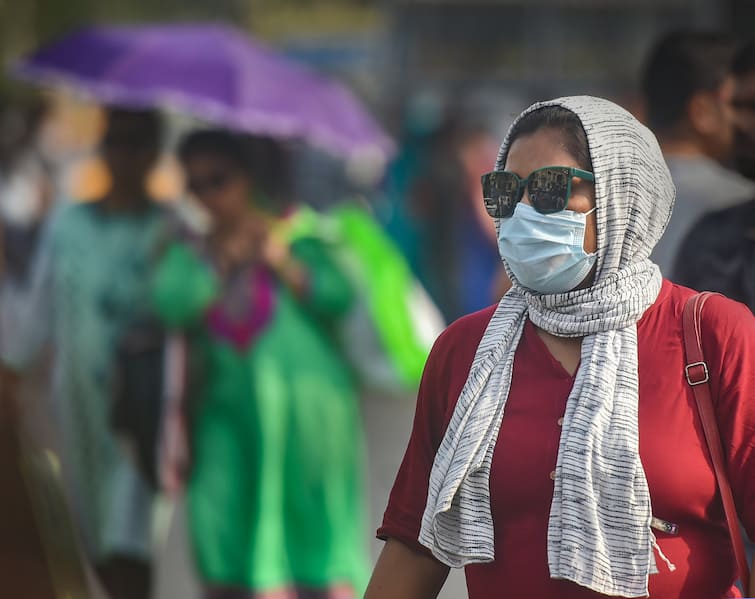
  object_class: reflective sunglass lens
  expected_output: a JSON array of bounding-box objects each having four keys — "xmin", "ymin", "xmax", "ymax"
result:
[
  {"xmin": 483, "ymin": 194, "xmax": 517, "ymax": 218},
  {"xmin": 483, "ymin": 196, "xmax": 500, "ymax": 217},
  {"xmin": 499, "ymin": 194, "xmax": 517, "ymax": 217},
  {"xmin": 482, "ymin": 172, "xmax": 519, "ymax": 217},
  {"xmin": 529, "ymin": 168, "xmax": 569, "ymax": 213},
  {"xmin": 531, "ymin": 191, "xmax": 567, "ymax": 213}
]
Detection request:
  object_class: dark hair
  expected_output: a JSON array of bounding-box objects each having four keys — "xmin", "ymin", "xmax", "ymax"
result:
[
  {"xmin": 732, "ymin": 40, "xmax": 755, "ymax": 76},
  {"xmin": 507, "ymin": 105, "xmax": 592, "ymax": 171},
  {"xmin": 178, "ymin": 129, "xmax": 249, "ymax": 172},
  {"xmin": 641, "ymin": 30, "xmax": 737, "ymax": 132},
  {"xmin": 104, "ymin": 107, "xmax": 163, "ymax": 146},
  {"xmin": 178, "ymin": 129, "xmax": 290, "ymax": 204}
]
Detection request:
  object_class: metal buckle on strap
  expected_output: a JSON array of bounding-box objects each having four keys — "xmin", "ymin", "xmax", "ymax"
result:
[
  {"xmin": 651, "ymin": 516, "xmax": 679, "ymax": 535},
  {"xmin": 685, "ymin": 361, "xmax": 709, "ymax": 386}
]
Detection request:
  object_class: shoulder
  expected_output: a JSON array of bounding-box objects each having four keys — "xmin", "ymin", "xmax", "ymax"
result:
[
  {"xmin": 146, "ymin": 201, "xmax": 176, "ymax": 225},
  {"xmin": 42, "ymin": 201, "xmax": 93, "ymax": 242},
  {"xmin": 49, "ymin": 200, "xmax": 91, "ymax": 224},
  {"xmin": 427, "ymin": 303, "xmax": 497, "ymax": 371},
  {"xmin": 153, "ymin": 240, "xmax": 217, "ymax": 297},
  {"xmin": 159, "ymin": 239, "xmax": 205, "ymax": 267},
  {"xmin": 644, "ymin": 280, "xmax": 754, "ymax": 351},
  {"xmin": 668, "ymin": 281, "xmax": 751, "ymax": 329},
  {"xmin": 696, "ymin": 289, "xmax": 755, "ymax": 345},
  {"xmin": 685, "ymin": 198, "xmax": 755, "ymax": 241},
  {"xmin": 669, "ymin": 156, "xmax": 755, "ymax": 198},
  {"xmin": 415, "ymin": 303, "xmax": 498, "ymax": 438},
  {"xmin": 290, "ymin": 234, "xmax": 328, "ymax": 254}
]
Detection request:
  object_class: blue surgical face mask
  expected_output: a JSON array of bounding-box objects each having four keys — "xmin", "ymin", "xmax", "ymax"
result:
[{"xmin": 497, "ymin": 202, "xmax": 597, "ymax": 294}]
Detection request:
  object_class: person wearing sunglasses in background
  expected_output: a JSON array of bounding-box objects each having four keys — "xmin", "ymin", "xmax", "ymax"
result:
[
  {"xmin": 365, "ymin": 97, "xmax": 755, "ymax": 599},
  {"xmin": 152, "ymin": 129, "xmax": 371, "ymax": 599}
]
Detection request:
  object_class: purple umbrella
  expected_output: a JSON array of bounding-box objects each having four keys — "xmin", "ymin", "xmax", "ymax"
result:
[{"xmin": 12, "ymin": 23, "xmax": 394, "ymax": 160}]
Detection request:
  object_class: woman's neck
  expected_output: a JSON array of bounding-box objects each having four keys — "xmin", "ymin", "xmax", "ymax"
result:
[
  {"xmin": 533, "ymin": 324, "xmax": 583, "ymax": 377},
  {"xmin": 101, "ymin": 188, "xmax": 152, "ymax": 213}
]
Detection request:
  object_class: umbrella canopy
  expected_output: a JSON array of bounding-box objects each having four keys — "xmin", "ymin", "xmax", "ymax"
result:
[{"xmin": 12, "ymin": 23, "xmax": 394, "ymax": 160}]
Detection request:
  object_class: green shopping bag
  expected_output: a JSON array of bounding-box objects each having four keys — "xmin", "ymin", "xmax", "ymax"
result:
[{"xmin": 283, "ymin": 203, "xmax": 445, "ymax": 393}]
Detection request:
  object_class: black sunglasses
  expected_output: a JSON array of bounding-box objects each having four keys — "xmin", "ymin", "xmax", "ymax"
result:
[
  {"xmin": 187, "ymin": 171, "xmax": 233, "ymax": 196},
  {"xmin": 481, "ymin": 165, "xmax": 595, "ymax": 218}
]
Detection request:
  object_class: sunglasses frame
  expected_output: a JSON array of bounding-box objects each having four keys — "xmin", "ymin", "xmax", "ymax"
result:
[{"xmin": 481, "ymin": 165, "xmax": 595, "ymax": 218}]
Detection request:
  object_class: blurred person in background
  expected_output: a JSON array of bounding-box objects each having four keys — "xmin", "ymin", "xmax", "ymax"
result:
[
  {"xmin": 0, "ymin": 96, "xmax": 55, "ymax": 381},
  {"xmin": 379, "ymin": 91, "xmax": 446, "ymax": 286},
  {"xmin": 732, "ymin": 42, "xmax": 755, "ymax": 184},
  {"xmin": 0, "ymin": 96, "xmax": 54, "ymax": 284},
  {"xmin": 0, "ymin": 130, "xmax": 54, "ymax": 594},
  {"xmin": 456, "ymin": 124, "xmax": 512, "ymax": 310},
  {"xmin": 658, "ymin": 39, "xmax": 755, "ymax": 576},
  {"xmin": 641, "ymin": 29, "xmax": 755, "ymax": 276},
  {"xmin": 153, "ymin": 129, "xmax": 370, "ymax": 599},
  {"xmin": 0, "ymin": 107, "xmax": 169, "ymax": 599},
  {"xmin": 674, "ymin": 40, "xmax": 755, "ymax": 312},
  {"xmin": 404, "ymin": 112, "xmax": 506, "ymax": 322},
  {"xmin": 405, "ymin": 114, "xmax": 464, "ymax": 320}
]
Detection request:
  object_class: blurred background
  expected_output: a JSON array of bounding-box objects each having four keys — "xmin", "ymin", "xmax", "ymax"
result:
[
  {"xmin": 3, "ymin": 0, "xmax": 753, "ymax": 187},
  {"xmin": 0, "ymin": 1, "xmax": 753, "ymax": 598}
]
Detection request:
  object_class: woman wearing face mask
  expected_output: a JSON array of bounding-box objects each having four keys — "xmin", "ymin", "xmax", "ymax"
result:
[
  {"xmin": 365, "ymin": 97, "xmax": 755, "ymax": 599},
  {"xmin": 153, "ymin": 130, "xmax": 371, "ymax": 599}
]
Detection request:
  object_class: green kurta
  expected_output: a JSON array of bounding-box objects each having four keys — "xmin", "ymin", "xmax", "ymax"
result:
[{"xmin": 152, "ymin": 238, "xmax": 370, "ymax": 594}]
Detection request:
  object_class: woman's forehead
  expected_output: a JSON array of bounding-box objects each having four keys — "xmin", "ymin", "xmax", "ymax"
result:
[{"xmin": 504, "ymin": 128, "xmax": 580, "ymax": 173}]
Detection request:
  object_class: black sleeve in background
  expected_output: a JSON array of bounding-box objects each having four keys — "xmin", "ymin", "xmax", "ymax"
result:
[{"xmin": 670, "ymin": 199, "xmax": 755, "ymax": 311}]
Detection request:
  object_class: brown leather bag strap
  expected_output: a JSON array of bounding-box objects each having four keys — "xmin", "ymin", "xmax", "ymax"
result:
[{"xmin": 682, "ymin": 292, "xmax": 750, "ymax": 592}]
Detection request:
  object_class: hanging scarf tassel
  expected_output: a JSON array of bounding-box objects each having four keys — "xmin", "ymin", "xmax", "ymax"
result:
[{"xmin": 652, "ymin": 534, "xmax": 677, "ymax": 573}]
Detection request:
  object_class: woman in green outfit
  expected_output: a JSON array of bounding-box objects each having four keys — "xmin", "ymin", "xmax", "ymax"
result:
[{"xmin": 153, "ymin": 130, "xmax": 370, "ymax": 599}]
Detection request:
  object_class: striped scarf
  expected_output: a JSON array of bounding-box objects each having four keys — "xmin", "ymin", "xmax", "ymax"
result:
[{"xmin": 419, "ymin": 96, "xmax": 675, "ymax": 597}]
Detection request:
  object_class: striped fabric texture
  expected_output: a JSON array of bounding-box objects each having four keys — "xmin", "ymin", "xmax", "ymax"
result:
[{"xmin": 419, "ymin": 96, "xmax": 675, "ymax": 597}]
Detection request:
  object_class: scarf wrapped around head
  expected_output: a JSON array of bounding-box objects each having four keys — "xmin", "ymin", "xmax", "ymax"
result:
[{"xmin": 419, "ymin": 96, "xmax": 675, "ymax": 597}]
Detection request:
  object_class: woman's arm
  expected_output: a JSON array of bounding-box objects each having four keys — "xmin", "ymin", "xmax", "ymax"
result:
[
  {"xmin": 152, "ymin": 243, "xmax": 219, "ymax": 329},
  {"xmin": 262, "ymin": 234, "xmax": 310, "ymax": 299},
  {"xmin": 364, "ymin": 539, "xmax": 449, "ymax": 599},
  {"xmin": 277, "ymin": 237, "xmax": 354, "ymax": 318}
]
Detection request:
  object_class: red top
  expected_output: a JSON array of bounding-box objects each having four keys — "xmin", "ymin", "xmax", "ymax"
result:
[{"xmin": 378, "ymin": 281, "xmax": 755, "ymax": 599}]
